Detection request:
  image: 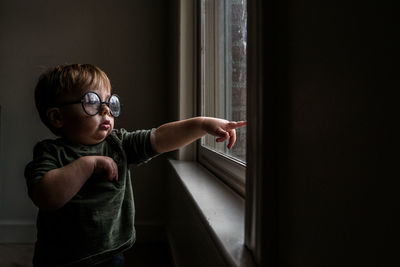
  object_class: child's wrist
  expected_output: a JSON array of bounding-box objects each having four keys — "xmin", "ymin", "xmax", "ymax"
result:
[
  {"xmin": 198, "ymin": 116, "xmax": 208, "ymax": 133},
  {"xmin": 79, "ymin": 156, "xmax": 97, "ymax": 175}
]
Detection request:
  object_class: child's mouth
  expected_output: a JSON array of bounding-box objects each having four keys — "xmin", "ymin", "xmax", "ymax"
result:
[{"xmin": 100, "ymin": 121, "xmax": 111, "ymax": 130}]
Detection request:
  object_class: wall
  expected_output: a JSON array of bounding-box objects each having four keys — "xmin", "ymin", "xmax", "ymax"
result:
[
  {"xmin": 268, "ymin": 0, "xmax": 399, "ymax": 266},
  {"xmin": 0, "ymin": 0, "xmax": 171, "ymax": 243}
]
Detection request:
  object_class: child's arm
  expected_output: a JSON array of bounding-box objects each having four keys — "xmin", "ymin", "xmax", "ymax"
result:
[
  {"xmin": 32, "ymin": 156, "xmax": 118, "ymax": 211},
  {"xmin": 150, "ymin": 117, "xmax": 246, "ymax": 154}
]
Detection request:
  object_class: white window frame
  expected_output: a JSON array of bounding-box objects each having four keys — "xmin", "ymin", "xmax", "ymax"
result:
[
  {"xmin": 177, "ymin": 0, "xmax": 268, "ymax": 266},
  {"xmin": 198, "ymin": 146, "xmax": 246, "ymax": 195},
  {"xmin": 245, "ymin": 0, "xmax": 277, "ymax": 265},
  {"xmin": 197, "ymin": 0, "xmax": 247, "ymax": 197}
]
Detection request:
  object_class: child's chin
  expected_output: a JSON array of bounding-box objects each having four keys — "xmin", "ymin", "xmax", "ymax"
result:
[{"xmin": 103, "ymin": 129, "xmax": 113, "ymax": 138}]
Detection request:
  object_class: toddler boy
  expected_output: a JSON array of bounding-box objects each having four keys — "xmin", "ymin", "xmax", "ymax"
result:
[{"xmin": 25, "ymin": 64, "xmax": 246, "ymax": 266}]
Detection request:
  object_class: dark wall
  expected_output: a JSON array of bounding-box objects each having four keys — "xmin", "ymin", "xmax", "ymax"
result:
[
  {"xmin": 0, "ymin": 0, "xmax": 172, "ymax": 240},
  {"xmin": 261, "ymin": 0, "xmax": 399, "ymax": 266}
]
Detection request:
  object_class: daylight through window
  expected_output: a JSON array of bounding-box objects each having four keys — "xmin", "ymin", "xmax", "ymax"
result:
[{"xmin": 200, "ymin": 0, "xmax": 247, "ymax": 163}]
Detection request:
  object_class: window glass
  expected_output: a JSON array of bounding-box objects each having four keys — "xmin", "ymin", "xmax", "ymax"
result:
[{"xmin": 200, "ymin": 0, "xmax": 247, "ymax": 163}]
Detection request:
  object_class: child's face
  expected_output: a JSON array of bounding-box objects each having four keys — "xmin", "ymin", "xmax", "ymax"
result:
[{"xmin": 58, "ymin": 86, "xmax": 115, "ymax": 145}]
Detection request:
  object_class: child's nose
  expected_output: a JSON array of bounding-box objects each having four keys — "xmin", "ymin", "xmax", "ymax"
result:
[{"xmin": 99, "ymin": 103, "xmax": 111, "ymax": 116}]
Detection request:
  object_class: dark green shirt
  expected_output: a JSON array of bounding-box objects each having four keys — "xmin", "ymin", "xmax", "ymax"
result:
[{"xmin": 24, "ymin": 128, "xmax": 158, "ymax": 266}]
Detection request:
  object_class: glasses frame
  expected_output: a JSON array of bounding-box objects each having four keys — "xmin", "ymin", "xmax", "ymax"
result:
[{"xmin": 58, "ymin": 91, "xmax": 121, "ymax": 117}]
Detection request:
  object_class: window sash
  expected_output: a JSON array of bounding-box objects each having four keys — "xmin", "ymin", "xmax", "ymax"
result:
[
  {"xmin": 198, "ymin": 0, "xmax": 246, "ymax": 196},
  {"xmin": 198, "ymin": 146, "xmax": 246, "ymax": 196}
]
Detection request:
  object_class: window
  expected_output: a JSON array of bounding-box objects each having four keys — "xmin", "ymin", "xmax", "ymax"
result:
[{"xmin": 198, "ymin": 0, "xmax": 247, "ymax": 196}]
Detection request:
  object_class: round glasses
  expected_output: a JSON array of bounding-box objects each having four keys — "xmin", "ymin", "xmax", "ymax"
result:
[{"xmin": 59, "ymin": 91, "xmax": 121, "ymax": 117}]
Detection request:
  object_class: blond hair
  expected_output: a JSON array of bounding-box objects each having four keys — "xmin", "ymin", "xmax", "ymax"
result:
[{"xmin": 34, "ymin": 64, "xmax": 112, "ymax": 135}]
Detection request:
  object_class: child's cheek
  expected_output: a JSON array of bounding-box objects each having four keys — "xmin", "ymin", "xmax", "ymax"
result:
[{"xmin": 110, "ymin": 119, "xmax": 115, "ymax": 132}]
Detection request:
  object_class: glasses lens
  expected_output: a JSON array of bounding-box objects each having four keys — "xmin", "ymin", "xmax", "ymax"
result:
[
  {"xmin": 109, "ymin": 95, "xmax": 121, "ymax": 117},
  {"xmin": 83, "ymin": 92, "xmax": 100, "ymax": 115}
]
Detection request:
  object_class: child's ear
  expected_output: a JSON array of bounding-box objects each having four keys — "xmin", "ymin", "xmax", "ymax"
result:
[{"xmin": 46, "ymin": 108, "xmax": 63, "ymax": 129}]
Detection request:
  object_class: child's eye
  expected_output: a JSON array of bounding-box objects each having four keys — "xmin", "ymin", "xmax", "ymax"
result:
[{"xmin": 87, "ymin": 100, "xmax": 98, "ymax": 105}]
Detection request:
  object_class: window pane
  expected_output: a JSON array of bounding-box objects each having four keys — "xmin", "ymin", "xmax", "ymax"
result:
[{"xmin": 201, "ymin": 0, "xmax": 247, "ymax": 163}]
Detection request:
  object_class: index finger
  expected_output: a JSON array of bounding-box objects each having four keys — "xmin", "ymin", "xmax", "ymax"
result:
[{"xmin": 227, "ymin": 121, "xmax": 247, "ymax": 129}]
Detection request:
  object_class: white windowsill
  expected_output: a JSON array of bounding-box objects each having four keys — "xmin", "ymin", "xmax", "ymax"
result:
[{"xmin": 168, "ymin": 159, "xmax": 255, "ymax": 267}]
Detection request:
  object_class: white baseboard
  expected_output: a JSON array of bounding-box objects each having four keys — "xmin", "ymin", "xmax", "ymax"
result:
[{"xmin": 0, "ymin": 221, "xmax": 36, "ymax": 243}]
